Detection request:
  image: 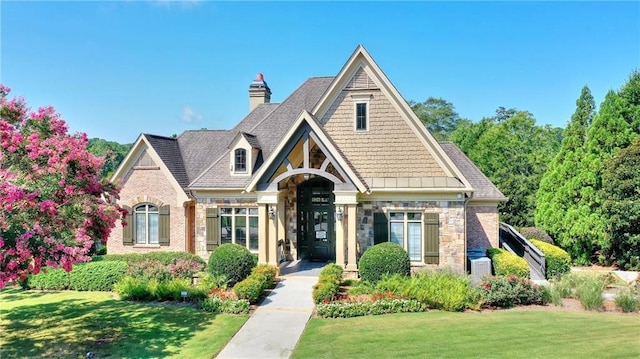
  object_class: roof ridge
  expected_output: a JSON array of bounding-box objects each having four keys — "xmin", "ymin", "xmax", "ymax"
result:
[{"xmin": 143, "ymin": 133, "xmax": 177, "ymax": 140}]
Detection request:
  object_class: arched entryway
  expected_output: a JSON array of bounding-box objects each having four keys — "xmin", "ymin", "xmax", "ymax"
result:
[{"xmin": 296, "ymin": 177, "xmax": 335, "ymax": 261}]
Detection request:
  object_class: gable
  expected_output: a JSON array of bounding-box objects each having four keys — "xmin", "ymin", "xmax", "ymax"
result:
[{"xmin": 312, "ymin": 46, "xmax": 474, "ymax": 192}]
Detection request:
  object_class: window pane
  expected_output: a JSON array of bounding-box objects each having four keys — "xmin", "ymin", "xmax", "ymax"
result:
[
  {"xmin": 148, "ymin": 205, "xmax": 158, "ymax": 212},
  {"xmin": 407, "ymin": 222, "xmax": 422, "ymax": 261},
  {"xmin": 389, "ymin": 212, "xmax": 404, "ymax": 220},
  {"xmin": 221, "ymin": 208, "xmax": 232, "ymax": 215},
  {"xmin": 135, "ymin": 213, "xmax": 146, "ymax": 244},
  {"xmin": 356, "ymin": 103, "xmax": 367, "ymax": 130},
  {"xmin": 220, "ymin": 216, "xmax": 232, "ymax": 244},
  {"xmin": 408, "ymin": 212, "xmax": 422, "ymax": 221},
  {"xmin": 248, "ymin": 208, "xmax": 258, "ymax": 215},
  {"xmin": 148, "ymin": 213, "xmax": 159, "ymax": 244},
  {"xmin": 235, "ymin": 208, "xmax": 246, "ymax": 215},
  {"xmin": 235, "ymin": 216, "xmax": 247, "ymax": 248},
  {"xmin": 390, "ymin": 222, "xmax": 404, "ymax": 246},
  {"xmin": 249, "ymin": 216, "xmax": 259, "ymax": 251},
  {"xmin": 235, "ymin": 149, "xmax": 246, "ymax": 171}
]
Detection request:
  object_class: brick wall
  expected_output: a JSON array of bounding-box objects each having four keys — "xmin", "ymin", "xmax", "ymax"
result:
[
  {"xmin": 107, "ymin": 166, "xmax": 187, "ymax": 255},
  {"xmin": 466, "ymin": 205, "xmax": 499, "ymax": 250}
]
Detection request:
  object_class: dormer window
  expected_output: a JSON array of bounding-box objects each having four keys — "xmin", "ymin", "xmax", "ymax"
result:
[
  {"xmin": 352, "ymin": 94, "xmax": 371, "ymax": 131},
  {"xmin": 235, "ymin": 148, "xmax": 247, "ymax": 172}
]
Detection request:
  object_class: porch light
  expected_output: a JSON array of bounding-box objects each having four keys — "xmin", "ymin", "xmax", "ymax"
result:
[
  {"xmin": 268, "ymin": 206, "xmax": 276, "ymax": 219},
  {"xmin": 336, "ymin": 207, "xmax": 344, "ymax": 221}
]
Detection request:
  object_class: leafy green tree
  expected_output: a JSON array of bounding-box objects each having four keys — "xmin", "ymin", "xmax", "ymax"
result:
[
  {"xmin": 535, "ymin": 86, "xmax": 595, "ymax": 246},
  {"xmin": 600, "ymin": 136, "xmax": 640, "ymax": 269},
  {"xmin": 87, "ymin": 138, "xmax": 132, "ymax": 178},
  {"xmin": 410, "ymin": 97, "xmax": 462, "ymax": 141},
  {"xmin": 451, "ymin": 109, "xmax": 562, "ymax": 227}
]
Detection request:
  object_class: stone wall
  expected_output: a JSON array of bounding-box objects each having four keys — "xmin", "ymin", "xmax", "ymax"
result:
[{"xmin": 356, "ymin": 200, "xmax": 466, "ymax": 272}]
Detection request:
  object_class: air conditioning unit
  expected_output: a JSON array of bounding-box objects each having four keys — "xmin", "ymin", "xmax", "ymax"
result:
[{"xmin": 469, "ymin": 257, "xmax": 491, "ymax": 283}]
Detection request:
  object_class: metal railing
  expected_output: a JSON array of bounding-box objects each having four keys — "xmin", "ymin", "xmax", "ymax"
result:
[{"xmin": 499, "ymin": 222, "xmax": 546, "ymax": 281}]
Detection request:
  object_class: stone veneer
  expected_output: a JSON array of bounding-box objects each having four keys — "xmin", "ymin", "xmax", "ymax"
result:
[
  {"xmin": 194, "ymin": 197, "xmax": 258, "ymax": 260},
  {"xmin": 356, "ymin": 200, "xmax": 466, "ymax": 272}
]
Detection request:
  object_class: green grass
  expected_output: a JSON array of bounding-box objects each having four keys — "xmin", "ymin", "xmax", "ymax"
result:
[
  {"xmin": 0, "ymin": 287, "xmax": 247, "ymax": 358},
  {"xmin": 292, "ymin": 311, "xmax": 640, "ymax": 359}
]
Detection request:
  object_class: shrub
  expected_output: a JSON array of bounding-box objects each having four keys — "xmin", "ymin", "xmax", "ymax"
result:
[
  {"xmin": 95, "ymin": 251, "xmax": 206, "ymax": 266},
  {"xmin": 479, "ymin": 275, "xmax": 548, "ymax": 308},
  {"xmin": 614, "ymin": 287, "xmax": 639, "ymax": 313},
  {"xmin": 197, "ymin": 272, "xmax": 229, "ymax": 293},
  {"xmin": 316, "ymin": 298, "xmax": 425, "ymax": 318},
  {"xmin": 251, "ymin": 264, "xmax": 279, "ymax": 288},
  {"xmin": 200, "ymin": 297, "xmax": 250, "ymax": 314},
  {"xmin": 114, "ymin": 276, "xmax": 206, "ymax": 302},
  {"xmin": 529, "ymin": 239, "xmax": 571, "ymax": 279},
  {"xmin": 358, "ymin": 242, "xmax": 410, "ymax": 283},
  {"xmin": 24, "ymin": 261, "xmax": 127, "ymax": 291},
  {"xmin": 347, "ymin": 280, "xmax": 376, "ymax": 296},
  {"xmin": 519, "ymin": 227, "xmax": 555, "ymax": 244},
  {"xmin": 208, "ymin": 244, "xmax": 255, "ymax": 286},
  {"xmin": 375, "ymin": 273, "xmax": 411, "ymax": 296},
  {"xmin": 550, "ymin": 272, "xmax": 606, "ymax": 311},
  {"xmin": 403, "ymin": 270, "xmax": 474, "ymax": 312},
  {"xmin": 234, "ymin": 277, "xmax": 264, "ymax": 303},
  {"xmin": 313, "ymin": 264, "xmax": 344, "ymax": 304},
  {"xmin": 486, "ymin": 248, "xmax": 530, "ymax": 278},
  {"xmin": 127, "ymin": 260, "xmax": 172, "ymax": 282}
]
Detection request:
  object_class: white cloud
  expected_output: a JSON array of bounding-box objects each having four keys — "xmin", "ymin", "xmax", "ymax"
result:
[{"xmin": 182, "ymin": 106, "xmax": 203, "ymax": 123}]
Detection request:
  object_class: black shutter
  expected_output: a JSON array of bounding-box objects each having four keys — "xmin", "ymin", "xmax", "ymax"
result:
[
  {"xmin": 424, "ymin": 213, "xmax": 439, "ymax": 264},
  {"xmin": 373, "ymin": 212, "xmax": 388, "ymax": 245},
  {"xmin": 159, "ymin": 205, "xmax": 170, "ymax": 246},
  {"xmin": 123, "ymin": 205, "xmax": 133, "ymax": 245},
  {"xmin": 206, "ymin": 208, "xmax": 219, "ymax": 251}
]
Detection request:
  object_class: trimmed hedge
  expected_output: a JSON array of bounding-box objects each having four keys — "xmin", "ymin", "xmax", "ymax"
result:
[
  {"xmin": 312, "ymin": 264, "xmax": 344, "ymax": 304},
  {"xmin": 486, "ymin": 248, "xmax": 530, "ymax": 278},
  {"xmin": 233, "ymin": 264, "xmax": 279, "ymax": 303},
  {"xmin": 24, "ymin": 261, "xmax": 128, "ymax": 291},
  {"xmin": 94, "ymin": 251, "xmax": 206, "ymax": 267},
  {"xmin": 530, "ymin": 239, "xmax": 571, "ymax": 279},
  {"xmin": 316, "ymin": 298, "xmax": 425, "ymax": 318},
  {"xmin": 358, "ymin": 242, "xmax": 410, "ymax": 283},
  {"xmin": 208, "ymin": 244, "xmax": 255, "ymax": 286}
]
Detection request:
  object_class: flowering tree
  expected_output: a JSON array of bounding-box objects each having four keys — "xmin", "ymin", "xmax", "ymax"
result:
[{"xmin": 0, "ymin": 85, "xmax": 123, "ymax": 288}]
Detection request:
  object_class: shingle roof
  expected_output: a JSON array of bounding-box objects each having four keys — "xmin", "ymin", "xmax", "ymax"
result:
[
  {"xmin": 188, "ymin": 77, "xmax": 335, "ymax": 188},
  {"xmin": 439, "ymin": 142, "xmax": 507, "ymax": 201},
  {"xmin": 143, "ymin": 134, "xmax": 189, "ymax": 188}
]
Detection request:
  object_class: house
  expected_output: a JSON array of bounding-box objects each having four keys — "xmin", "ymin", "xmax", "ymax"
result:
[{"xmin": 108, "ymin": 45, "xmax": 507, "ymax": 274}]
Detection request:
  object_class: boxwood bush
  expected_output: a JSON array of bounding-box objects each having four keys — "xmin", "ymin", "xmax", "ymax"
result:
[
  {"xmin": 233, "ymin": 264, "xmax": 279, "ymax": 303},
  {"xmin": 208, "ymin": 244, "xmax": 255, "ymax": 286},
  {"xmin": 316, "ymin": 298, "xmax": 425, "ymax": 318},
  {"xmin": 486, "ymin": 248, "xmax": 530, "ymax": 278},
  {"xmin": 94, "ymin": 251, "xmax": 206, "ymax": 267},
  {"xmin": 312, "ymin": 264, "xmax": 344, "ymax": 304},
  {"xmin": 24, "ymin": 261, "xmax": 128, "ymax": 291},
  {"xmin": 529, "ymin": 239, "xmax": 571, "ymax": 279},
  {"xmin": 358, "ymin": 242, "xmax": 410, "ymax": 283}
]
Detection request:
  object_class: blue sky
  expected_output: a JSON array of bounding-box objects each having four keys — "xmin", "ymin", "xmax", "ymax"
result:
[{"xmin": 2, "ymin": 1, "xmax": 639, "ymax": 144}]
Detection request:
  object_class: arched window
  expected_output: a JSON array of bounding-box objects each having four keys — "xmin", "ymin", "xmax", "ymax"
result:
[
  {"xmin": 135, "ymin": 204, "xmax": 159, "ymax": 244},
  {"xmin": 235, "ymin": 148, "xmax": 247, "ymax": 172}
]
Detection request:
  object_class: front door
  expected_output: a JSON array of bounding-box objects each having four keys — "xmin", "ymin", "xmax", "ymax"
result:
[{"xmin": 297, "ymin": 178, "xmax": 335, "ymax": 261}]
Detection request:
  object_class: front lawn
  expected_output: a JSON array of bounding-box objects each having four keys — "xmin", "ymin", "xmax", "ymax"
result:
[
  {"xmin": 0, "ymin": 287, "xmax": 247, "ymax": 358},
  {"xmin": 292, "ymin": 311, "xmax": 640, "ymax": 359}
]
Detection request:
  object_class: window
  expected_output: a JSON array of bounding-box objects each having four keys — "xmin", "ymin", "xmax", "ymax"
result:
[
  {"xmin": 389, "ymin": 212, "xmax": 422, "ymax": 261},
  {"xmin": 235, "ymin": 148, "xmax": 247, "ymax": 172},
  {"xmin": 135, "ymin": 204, "xmax": 159, "ymax": 244},
  {"xmin": 220, "ymin": 207, "xmax": 259, "ymax": 251},
  {"xmin": 356, "ymin": 102, "xmax": 368, "ymax": 130}
]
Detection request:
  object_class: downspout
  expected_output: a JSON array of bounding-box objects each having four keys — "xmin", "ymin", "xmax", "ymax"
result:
[{"xmin": 463, "ymin": 192, "xmax": 473, "ymax": 273}]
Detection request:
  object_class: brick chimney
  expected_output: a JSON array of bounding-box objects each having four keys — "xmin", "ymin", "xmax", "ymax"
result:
[{"xmin": 248, "ymin": 73, "xmax": 271, "ymax": 112}]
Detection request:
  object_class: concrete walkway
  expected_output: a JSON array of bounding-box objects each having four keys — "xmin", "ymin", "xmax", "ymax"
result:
[{"xmin": 216, "ymin": 261, "xmax": 322, "ymax": 359}]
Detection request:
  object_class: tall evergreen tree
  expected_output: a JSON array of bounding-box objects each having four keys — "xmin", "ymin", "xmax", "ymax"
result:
[
  {"xmin": 559, "ymin": 71, "xmax": 640, "ymax": 264},
  {"xmin": 535, "ymin": 86, "xmax": 595, "ymax": 245}
]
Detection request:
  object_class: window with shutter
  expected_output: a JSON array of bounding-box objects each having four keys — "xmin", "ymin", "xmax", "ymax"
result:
[
  {"xmin": 206, "ymin": 208, "xmax": 219, "ymax": 251},
  {"xmin": 159, "ymin": 205, "xmax": 170, "ymax": 246},
  {"xmin": 123, "ymin": 205, "xmax": 133, "ymax": 245},
  {"xmin": 373, "ymin": 212, "xmax": 388, "ymax": 245},
  {"xmin": 423, "ymin": 213, "xmax": 440, "ymax": 264}
]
